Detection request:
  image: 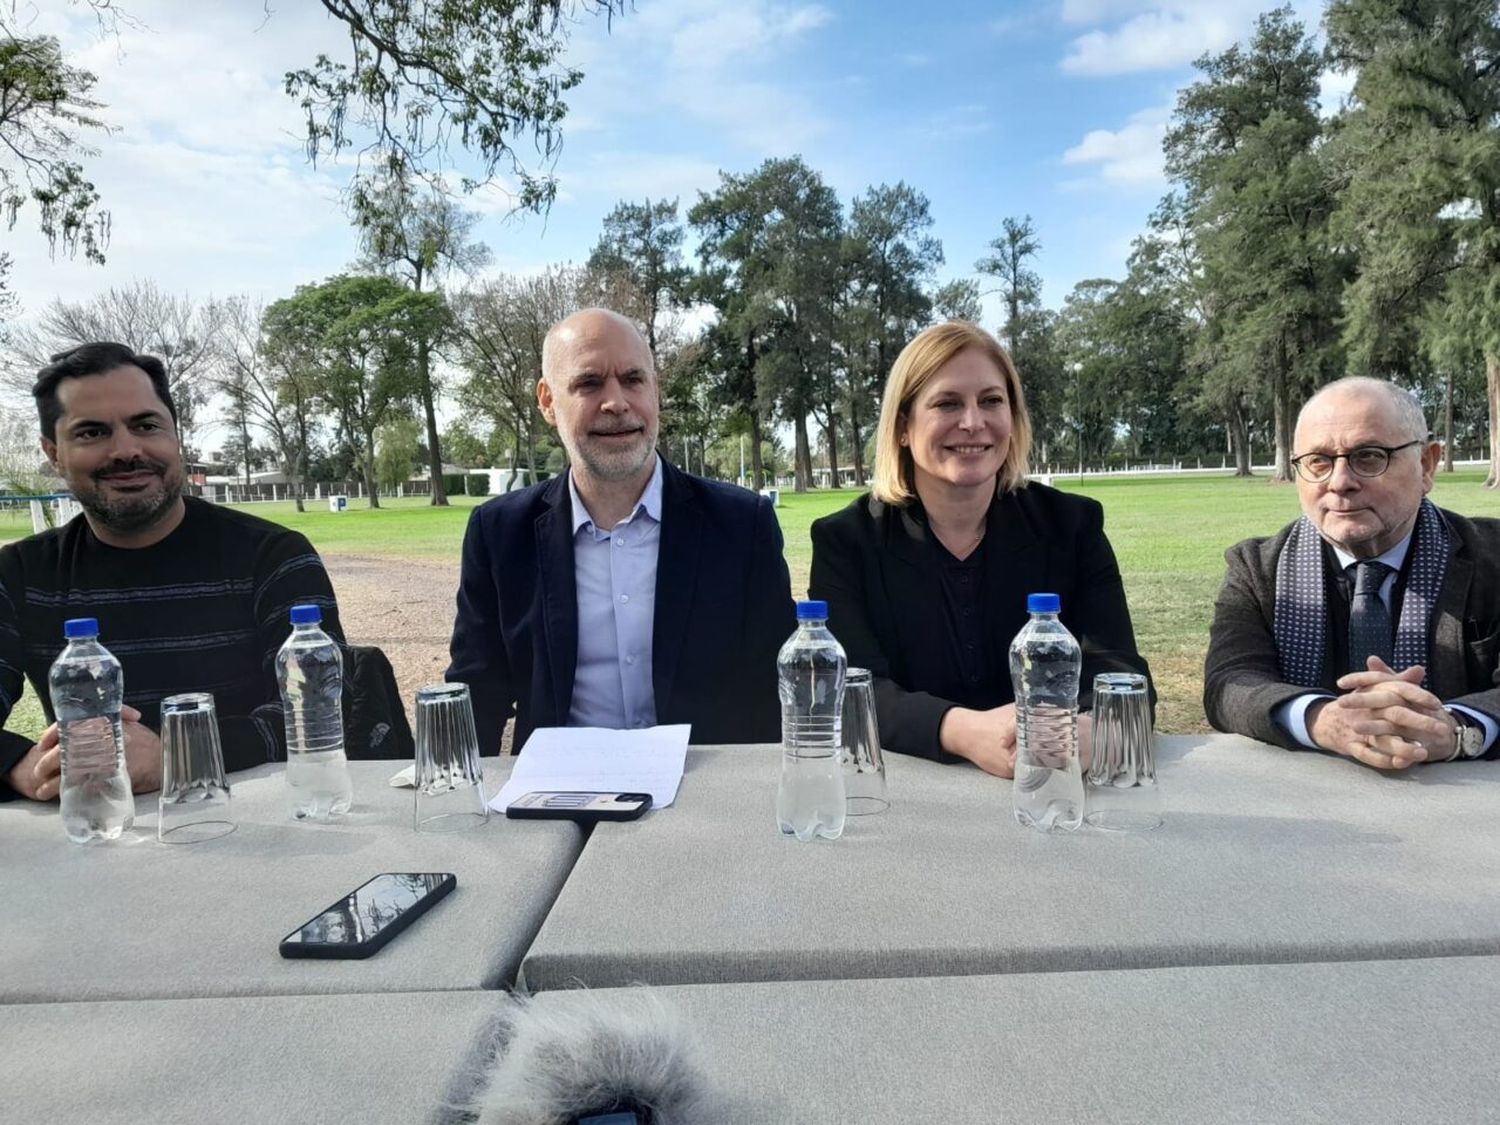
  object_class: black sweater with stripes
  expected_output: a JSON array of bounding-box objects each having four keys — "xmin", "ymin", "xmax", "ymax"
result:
[{"xmin": 0, "ymin": 497, "xmax": 344, "ymax": 797}]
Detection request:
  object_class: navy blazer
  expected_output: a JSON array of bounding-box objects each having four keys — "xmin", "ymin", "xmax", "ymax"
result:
[
  {"xmin": 810, "ymin": 483, "xmax": 1153, "ymax": 762},
  {"xmin": 447, "ymin": 460, "xmax": 796, "ymax": 753}
]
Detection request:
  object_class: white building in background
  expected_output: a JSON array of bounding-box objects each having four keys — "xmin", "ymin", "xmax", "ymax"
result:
[{"xmin": 480, "ymin": 468, "xmax": 535, "ymax": 494}]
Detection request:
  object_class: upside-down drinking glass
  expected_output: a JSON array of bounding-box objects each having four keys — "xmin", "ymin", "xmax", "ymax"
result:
[
  {"xmin": 414, "ymin": 683, "xmax": 488, "ymax": 832},
  {"xmin": 842, "ymin": 668, "xmax": 888, "ymax": 815},
  {"xmin": 157, "ymin": 693, "xmax": 235, "ymax": 844},
  {"xmin": 1084, "ymin": 672, "xmax": 1161, "ymax": 831}
]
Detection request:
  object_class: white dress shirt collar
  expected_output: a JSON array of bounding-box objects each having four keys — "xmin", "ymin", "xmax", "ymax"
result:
[{"xmin": 568, "ymin": 454, "xmax": 664, "ymax": 537}]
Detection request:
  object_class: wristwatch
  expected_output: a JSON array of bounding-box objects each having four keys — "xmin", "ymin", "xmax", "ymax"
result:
[{"xmin": 1444, "ymin": 707, "xmax": 1486, "ymax": 761}]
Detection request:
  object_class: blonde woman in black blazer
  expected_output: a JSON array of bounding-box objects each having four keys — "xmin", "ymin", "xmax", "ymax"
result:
[{"xmin": 809, "ymin": 320, "xmax": 1152, "ymax": 777}]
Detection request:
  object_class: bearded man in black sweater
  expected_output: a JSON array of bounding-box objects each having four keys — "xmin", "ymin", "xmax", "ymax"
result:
[{"xmin": 0, "ymin": 342, "xmax": 346, "ymax": 802}]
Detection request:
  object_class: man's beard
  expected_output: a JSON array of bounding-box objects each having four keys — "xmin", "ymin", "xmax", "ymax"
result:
[
  {"xmin": 76, "ymin": 456, "xmax": 184, "ymax": 535},
  {"xmin": 574, "ymin": 424, "xmax": 658, "ymax": 482}
]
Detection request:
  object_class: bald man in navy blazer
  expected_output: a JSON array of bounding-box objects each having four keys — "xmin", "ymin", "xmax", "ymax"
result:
[{"xmin": 447, "ymin": 309, "xmax": 795, "ymax": 753}]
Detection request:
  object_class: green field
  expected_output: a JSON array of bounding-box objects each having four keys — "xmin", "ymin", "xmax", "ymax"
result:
[{"xmin": 4, "ymin": 471, "xmax": 1500, "ymax": 737}]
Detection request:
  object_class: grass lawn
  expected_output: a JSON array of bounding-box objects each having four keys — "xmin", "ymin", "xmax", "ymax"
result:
[{"xmin": 3, "ymin": 471, "xmax": 1499, "ymax": 738}]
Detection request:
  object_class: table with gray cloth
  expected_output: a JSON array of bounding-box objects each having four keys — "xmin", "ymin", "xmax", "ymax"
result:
[
  {"xmin": 0, "ymin": 989, "xmax": 511, "ymax": 1125},
  {"xmin": 500, "ymin": 956, "xmax": 1500, "ymax": 1124},
  {"xmin": 520, "ymin": 733, "xmax": 1500, "ymax": 989},
  {"xmin": 0, "ymin": 759, "xmax": 583, "ymax": 1003}
]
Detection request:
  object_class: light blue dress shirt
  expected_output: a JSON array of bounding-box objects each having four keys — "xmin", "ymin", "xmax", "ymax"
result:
[
  {"xmin": 566, "ymin": 456, "xmax": 663, "ymax": 730},
  {"xmin": 1274, "ymin": 532, "xmax": 1498, "ymax": 752}
]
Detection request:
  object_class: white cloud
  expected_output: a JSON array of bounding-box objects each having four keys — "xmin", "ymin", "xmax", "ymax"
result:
[
  {"xmin": 1318, "ymin": 67, "xmax": 1357, "ymax": 116},
  {"xmin": 1062, "ymin": 105, "xmax": 1170, "ymax": 185},
  {"xmin": 565, "ymin": 0, "xmax": 835, "ymax": 155},
  {"xmin": 1062, "ymin": 7, "xmax": 1248, "ymax": 75},
  {"xmin": 1060, "ymin": 0, "xmax": 1160, "ymax": 25},
  {"xmin": 1057, "ymin": 0, "xmax": 1325, "ymax": 76}
]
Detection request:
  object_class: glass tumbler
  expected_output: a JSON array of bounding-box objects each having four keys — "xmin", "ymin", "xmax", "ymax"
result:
[
  {"xmin": 414, "ymin": 683, "xmax": 488, "ymax": 832},
  {"xmin": 842, "ymin": 668, "xmax": 888, "ymax": 815},
  {"xmin": 157, "ymin": 692, "xmax": 235, "ymax": 844},
  {"xmin": 1084, "ymin": 672, "xmax": 1161, "ymax": 831}
]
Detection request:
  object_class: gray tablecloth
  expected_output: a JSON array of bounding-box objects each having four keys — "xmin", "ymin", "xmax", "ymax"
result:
[
  {"xmin": 1, "ymin": 990, "xmax": 509, "ymax": 1125},
  {"xmin": 520, "ymin": 734, "xmax": 1500, "ymax": 989},
  {"xmin": 508, "ymin": 956, "xmax": 1500, "ymax": 1124},
  {"xmin": 0, "ymin": 759, "xmax": 583, "ymax": 1002}
]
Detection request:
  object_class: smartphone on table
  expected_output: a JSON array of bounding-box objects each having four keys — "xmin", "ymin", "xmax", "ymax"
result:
[
  {"xmin": 278, "ymin": 872, "xmax": 456, "ymax": 960},
  {"xmin": 505, "ymin": 792, "xmax": 651, "ymax": 823}
]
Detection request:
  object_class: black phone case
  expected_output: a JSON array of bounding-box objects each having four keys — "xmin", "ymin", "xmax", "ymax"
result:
[
  {"xmin": 505, "ymin": 793, "xmax": 652, "ymax": 823},
  {"xmin": 278, "ymin": 873, "xmax": 456, "ymax": 960}
]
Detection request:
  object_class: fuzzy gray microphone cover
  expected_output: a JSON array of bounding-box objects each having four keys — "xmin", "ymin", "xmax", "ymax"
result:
[{"xmin": 467, "ymin": 989, "xmax": 720, "ymax": 1125}]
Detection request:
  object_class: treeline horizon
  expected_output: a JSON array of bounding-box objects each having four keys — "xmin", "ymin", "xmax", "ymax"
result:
[{"xmin": 3, "ymin": 2, "xmax": 1495, "ymax": 503}]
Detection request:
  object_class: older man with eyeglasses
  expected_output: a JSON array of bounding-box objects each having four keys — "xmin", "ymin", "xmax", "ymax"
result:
[{"xmin": 1204, "ymin": 376, "xmax": 1500, "ymax": 770}]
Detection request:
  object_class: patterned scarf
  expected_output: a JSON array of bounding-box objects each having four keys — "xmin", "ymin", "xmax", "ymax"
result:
[{"xmin": 1272, "ymin": 498, "xmax": 1450, "ymax": 689}]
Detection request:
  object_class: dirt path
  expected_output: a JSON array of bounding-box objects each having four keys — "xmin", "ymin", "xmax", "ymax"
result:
[{"xmin": 324, "ymin": 554, "xmax": 459, "ymax": 724}]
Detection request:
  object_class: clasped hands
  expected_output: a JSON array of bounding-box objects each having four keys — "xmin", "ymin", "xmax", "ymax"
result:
[
  {"xmin": 1306, "ymin": 657, "xmax": 1458, "ymax": 771},
  {"xmin": 5, "ymin": 705, "xmax": 163, "ymax": 802}
]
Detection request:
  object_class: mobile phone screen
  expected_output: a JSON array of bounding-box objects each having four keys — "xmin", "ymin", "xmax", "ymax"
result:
[{"xmin": 282, "ymin": 873, "xmax": 451, "ymax": 948}]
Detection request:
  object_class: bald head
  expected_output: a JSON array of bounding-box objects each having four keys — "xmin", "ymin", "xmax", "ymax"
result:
[
  {"xmin": 542, "ymin": 309, "xmax": 653, "ymax": 388},
  {"xmin": 536, "ymin": 306, "xmax": 661, "ymax": 491},
  {"xmin": 1296, "ymin": 377, "xmax": 1428, "ymax": 449},
  {"xmin": 1292, "ymin": 375, "xmax": 1439, "ymax": 559}
]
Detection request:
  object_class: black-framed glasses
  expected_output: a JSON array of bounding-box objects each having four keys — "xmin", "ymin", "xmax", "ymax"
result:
[{"xmin": 1290, "ymin": 440, "xmax": 1423, "ymax": 483}]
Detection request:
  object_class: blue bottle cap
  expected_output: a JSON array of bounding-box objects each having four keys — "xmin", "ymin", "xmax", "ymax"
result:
[
  {"xmin": 1027, "ymin": 592, "xmax": 1061, "ymax": 615},
  {"xmin": 289, "ymin": 604, "xmax": 322, "ymax": 625},
  {"xmin": 796, "ymin": 600, "xmax": 829, "ymax": 621},
  {"xmin": 63, "ymin": 617, "xmax": 99, "ymax": 639}
]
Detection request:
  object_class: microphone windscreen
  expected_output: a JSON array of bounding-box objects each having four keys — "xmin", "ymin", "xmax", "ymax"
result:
[{"xmin": 470, "ymin": 988, "xmax": 720, "ymax": 1125}]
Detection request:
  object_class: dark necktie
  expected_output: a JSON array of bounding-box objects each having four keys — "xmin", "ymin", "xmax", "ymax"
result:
[{"xmin": 1348, "ymin": 560, "xmax": 1393, "ymax": 673}]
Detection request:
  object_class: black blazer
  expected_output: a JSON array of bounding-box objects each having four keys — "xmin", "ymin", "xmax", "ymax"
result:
[
  {"xmin": 809, "ymin": 484, "xmax": 1152, "ymax": 762},
  {"xmin": 447, "ymin": 461, "xmax": 795, "ymax": 753},
  {"xmin": 1203, "ymin": 506, "xmax": 1500, "ymax": 755}
]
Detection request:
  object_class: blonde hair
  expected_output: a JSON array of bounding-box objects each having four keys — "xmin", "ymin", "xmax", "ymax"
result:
[{"xmin": 870, "ymin": 320, "xmax": 1033, "ymax": 505}]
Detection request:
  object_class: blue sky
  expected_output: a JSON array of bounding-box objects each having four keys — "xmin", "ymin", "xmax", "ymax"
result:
[{"xmin": 9, "ymin": 0, "xmax": 1347, "ymax": 330}]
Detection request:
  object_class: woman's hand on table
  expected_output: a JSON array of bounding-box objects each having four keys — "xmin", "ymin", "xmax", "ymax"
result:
[
  {"xmin": 940, "ymin": 704, "xmax": 1018, "ymax": 778},
  {"xmin": 940, "ymin": 705, "xmax": 1095, "ymax": 779}
]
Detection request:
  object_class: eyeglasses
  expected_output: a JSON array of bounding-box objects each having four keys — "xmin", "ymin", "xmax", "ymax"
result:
[{"xmin": 1289, "ymin": 440, "xmax": 1423, "ymax": 483}]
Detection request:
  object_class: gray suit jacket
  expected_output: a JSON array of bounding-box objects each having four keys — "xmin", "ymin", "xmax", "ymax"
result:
[{"xmin": 1203, "ymin": 507, "xmax": 1500, "ymax": 755}]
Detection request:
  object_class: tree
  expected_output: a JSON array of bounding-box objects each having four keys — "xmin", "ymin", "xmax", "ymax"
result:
[
  {"xmin": 0, "ymin": 405, "xmax": 56, "ymax": 494},
  {"xmin": 0, "ymin": 252, "xmax": 17, "ymax": 341},
  {"xmin": 691, "ymin": 157, "xmax": 843, "ymax": 493},
  {"xmin": 1326, "ymin": 0, "xmax": 1500, "ymax": 486},
  {"xmin": 0, "ymin": 20, "xmax": 110, "ymax": 261},
  {"xmin": 218, "ymin": 295, "xmax": 317, "ymax": 509},
  {"xmin": 4, "ymin": 280, "xmax": 222, "ymax": 449},
  {"xmin": 1164, "ymin": 7, "xmax": 1347, "ymax": 481},
  {"xmin": 586, "ymin": 197, "xmax": 689, "ymax": 363},
  {"xmin": 375, "ymin": 413, "xmax": 422, "ymax": 491},
  {"xmin": 452, "ymin": 267, "xmax": 578, "ymax": 477},
  {"xmin": 263, "ymin": 274, "xmax": 428, "ymax": 509},
  {"xmin": 441, "ymin": 420, "xmax": 489, "ymax": 468},
  {"xmin": 933, "ymin": 278, "xmax": 982, "ymax": 322},
  {"xmin": 976, "ymin": 215, "xmax": 1041, "ymax": 350},
  {"xmin": 841, "ymin": 183, "xmax": 943, "ymax": 486},
  {"xmin": 286, "ymin": 0, "xmax": 628, "ymax": 209},
  {"xmin": 354, "ymin": 169, "xmax": 490, "ymax": 506}
]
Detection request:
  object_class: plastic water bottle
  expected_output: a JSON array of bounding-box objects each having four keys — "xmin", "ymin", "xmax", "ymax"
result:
[
  {"xmin": 1010, "ymin": 592, "xmax": 1084, "ymax": 832},
  {"xmin": 775, "ymin": 600, "xmax": 847, "ymax": 842},
  {"xmin": 276, "ymin": 604, "xmax": 352, "ymax": 821},
  {"xmin": 49, "ymin": 618, "xmax": 134, "ymax": 843}
]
